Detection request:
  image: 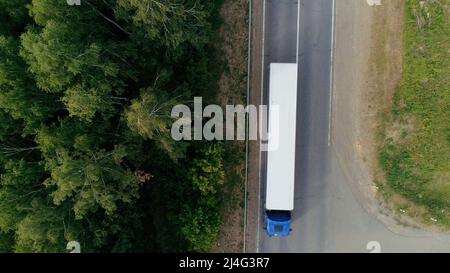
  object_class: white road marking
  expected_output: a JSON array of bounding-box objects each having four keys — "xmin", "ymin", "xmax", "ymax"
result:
[
  {"xmin": 256, "ymin": 0, "xmax": 267, "ymax": 254},
  {"xmin": 328, "ymin": 0, "xmax": 336, "ymax": 147},
  {"xmin": 243, "ymin": 0, "xmax": 253, "ymax": 254},
  {"xmin": 296, "ymin": 0, "xmax": 301, "ymax": 66}
]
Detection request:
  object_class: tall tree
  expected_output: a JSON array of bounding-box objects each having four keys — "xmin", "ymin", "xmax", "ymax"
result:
[
  {"xmin": 21, "ymin": 1, "xmax": 132, "ymax": 121},
  {"xmin": 0, "ymin": 160, "xmax": 45, "ymax": 234},
  {"xmin": 125, "ymin": 87, "xmax": 187, "ymax": 161},
  {"xmin": 115, "ymin": 0, "xmax": 211, "ymax": 49},
  {"xmin": 0, "ymin": 36, "xmax": 57, "ymax": 132},
  {"xmin": 14, "ymin": 198, "xmax": 80, "ymax": 253}
]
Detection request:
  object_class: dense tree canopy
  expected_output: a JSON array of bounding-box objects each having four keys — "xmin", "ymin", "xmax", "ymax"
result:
[{"xmin": 0, "ymin": 0, "xmax": 226, "ymax": 252}]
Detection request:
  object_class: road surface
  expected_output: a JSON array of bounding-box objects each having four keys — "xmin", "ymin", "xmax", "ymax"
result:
[{"xmin": 257, "ymin": 0, "xmax": 450, "ymax": 253}]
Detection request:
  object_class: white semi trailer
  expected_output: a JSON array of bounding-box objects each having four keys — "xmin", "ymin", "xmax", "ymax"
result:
[{"xmin": 265, "ymin": 63, "xmax": 298, "ymax": 237}]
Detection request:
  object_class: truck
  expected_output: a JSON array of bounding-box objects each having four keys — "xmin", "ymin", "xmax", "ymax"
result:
[{"xmin": 264, "ymin": 63, "xmax": 298, "ymax": 237}]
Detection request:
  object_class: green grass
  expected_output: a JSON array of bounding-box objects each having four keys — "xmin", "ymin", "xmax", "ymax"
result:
[{"xmin": 380, "ymin": 0, "xmax": 450, "ymax": 226}]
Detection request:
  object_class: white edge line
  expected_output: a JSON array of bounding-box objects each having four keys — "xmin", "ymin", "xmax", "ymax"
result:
[
  {"xmin": 296, "ymin": 0, "xmax": 301, "ymax": 149},
  {"xmin": 256, "ymin": 0, "xmax": 267, "ymax": 254},
  {"xmin": 243, "ymin": 0, "xmax": 252, "ymax": 254},
  {"xmin": 296, "ymin": 0, "xmax": 300, "ymax": 66},
  {"xmin": 328, "ymin": 0, "xmax": 336, "ymax": 147}
]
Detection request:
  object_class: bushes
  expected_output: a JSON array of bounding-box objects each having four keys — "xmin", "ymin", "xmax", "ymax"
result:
[
  {"xmin": 190, "ymin": 144, "xmax": 225, "ymax": 196},
  {"xmin": 177, "ymin": 143, "xmax": 225, "ymax": 252}
]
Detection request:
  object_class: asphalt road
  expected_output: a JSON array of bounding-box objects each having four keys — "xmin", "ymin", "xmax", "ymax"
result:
[
  {"xmin": 260, "ymin": 0, "xmax": 334, "ymax": 253},
  {"xmin": 258, "ymin": 0, "xmax": 450, "ymax": 253}
]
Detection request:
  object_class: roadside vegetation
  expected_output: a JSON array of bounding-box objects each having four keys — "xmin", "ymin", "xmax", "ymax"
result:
[
  {"xmin": 0, "ymin": 0, "xmax": 242, "ymax": 252},
  {"xmin": 211, "ymin": 0, "xmax": 248, "ymax": 252},
  {"xmin": 379, "ymin": 0, "xmax": 450, "ymax": 227}
]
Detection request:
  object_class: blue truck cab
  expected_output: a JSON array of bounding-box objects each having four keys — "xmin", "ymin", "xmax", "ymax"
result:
[{"xmin": 265, "ymin": 210, "xmax": 292, "ymax": 237}]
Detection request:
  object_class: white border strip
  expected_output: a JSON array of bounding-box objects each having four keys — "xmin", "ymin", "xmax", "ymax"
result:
[
  {"xmin": 256, "ymin": 0, "xmax": 267, "ymax": 254},
  {"xmin": 328, "ymin": 0, "xmax": 336, "ymax": 147},
  {"xmin": 243, "ymin": 0, "xmax": 252, "ymax": 254},
  {"xmin": 296, "ymin": 0, "xmax": 301, "ymax": 66}
]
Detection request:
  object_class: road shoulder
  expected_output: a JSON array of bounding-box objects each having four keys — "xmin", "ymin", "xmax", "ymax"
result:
[{"xmin": 245, "ymin": 0, "xmax": 264, "ymax": 253}]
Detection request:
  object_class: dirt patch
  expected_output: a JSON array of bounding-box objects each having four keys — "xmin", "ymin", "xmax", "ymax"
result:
[
  {"xmin": 361, "ymin": 0, "xmax": 405, "ymax": 177},
  {"xmin": 217, "ymin": 0, "xmax": 248, "ymax": 107},
  {"xmin": 212, "ymin": 0, "xmax": 249, "ymax": 253},
  {"xmin": 385, "ymin": 116, "xmax": 417, "ymax": 145}
]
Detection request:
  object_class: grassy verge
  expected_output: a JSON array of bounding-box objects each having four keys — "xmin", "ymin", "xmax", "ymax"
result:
[
  {"xmin": 379, "ymin": 0, "xmax": 450, "ymax": 227},
  {"xmin": 211, "ymin": 0, "xmax": 248, "ymax": 252}
]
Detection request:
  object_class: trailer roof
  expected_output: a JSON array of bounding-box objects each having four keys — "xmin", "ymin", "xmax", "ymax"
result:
[{"xmin": 265, "ymin": 63, "xmax": 298, "ymax": 211}]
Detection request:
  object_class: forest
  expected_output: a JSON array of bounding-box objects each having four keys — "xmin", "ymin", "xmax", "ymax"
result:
[{"xmin": 0, "ymin": 0, "xmax": 233, "ymax": 252}]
